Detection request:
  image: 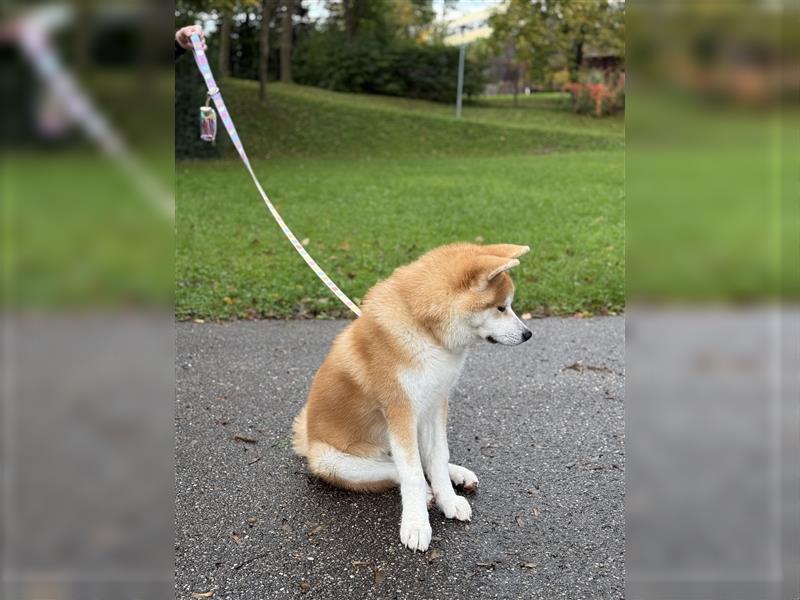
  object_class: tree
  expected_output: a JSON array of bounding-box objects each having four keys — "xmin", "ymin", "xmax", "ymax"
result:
[
  {"xmin": 391, "ymin": 0, "xmax": 436, "ymax": 41},
  {"xmin": 328, "ymin": 0, "xmax": 399, "ymax": 43},
  {"xmin": 489, "ymin": 0, "xmax": 625, "ymax": 89},
  {"xmin": 259, "ymin": 0, "xmax": 275, "ymax": 101},
  {"xmin": 219, "ymin": 7, "xmax": 233, "ymax": 78},
  {"xmin": 488, "ymin": 0, "xmax": 559, "ymax": 100},
  {"xmin": 176, "ymin": 0, "xmax": 260, "ymax": 79},
  {"xmin": 559, "ymin": 0, "xmax": 625, "ymax": 82},
  {"xmin": 280, "ymin": 0, "xmax": 295, "ymax": 82},
  {"xmin": 342, "ymin": 0, "xmax": 354, "ymax": 41}
]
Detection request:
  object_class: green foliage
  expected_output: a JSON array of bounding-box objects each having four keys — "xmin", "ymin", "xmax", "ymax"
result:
[
  {"xmin": 489, "ymin": 0, "xmax": 625, "ymax": 86},
  {"xmin": 323, "ymin": 0, "xmax": 435, "ymax": 43},
  {"xmin": 292, "ymin": 30, "xmax": 484, "ymax": 103},
  {"xmin": 390, "ymin": 0, "xmax": 437, "ymax": 41}
]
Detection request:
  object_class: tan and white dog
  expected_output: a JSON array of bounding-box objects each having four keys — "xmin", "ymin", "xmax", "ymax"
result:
[{"xmin": 292, "ymin": 243, "xmax": 532, "ymax": 551}]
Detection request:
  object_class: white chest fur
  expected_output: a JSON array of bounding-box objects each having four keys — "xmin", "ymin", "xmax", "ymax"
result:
[{"xmin": 398, "ymin": 337, "xmax": 466, "ymax": 416}]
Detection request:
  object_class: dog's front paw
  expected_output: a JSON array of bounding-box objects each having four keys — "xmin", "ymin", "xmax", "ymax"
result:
[
  {"xmin": 449, "ymin": 463, "xmax": 479, "ymax": 492},
  {"xmin": 437, "ymin": 494, "xmax": 472, "ymax": 521},
  {"xmin": 399, "ymin": 517, "xmax": 432, "ymax": 552}
]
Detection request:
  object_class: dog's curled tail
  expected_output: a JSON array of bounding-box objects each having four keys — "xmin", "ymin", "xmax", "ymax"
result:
[{"xmin": 291, "ymin": 405, "xmax": 309, "ymax": 457}]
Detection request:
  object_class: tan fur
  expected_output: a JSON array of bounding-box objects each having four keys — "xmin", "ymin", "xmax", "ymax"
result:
[
  {"xmin": 480, "ymin": 243, "xmax": 530, "ymax": 259},
  {"xmin": 291, "ymin": 405, "xmax": 309, "ymax": 457},
  {"xmin": 293, "ymin": 242, "xmax": 524, "ymax": 490}
]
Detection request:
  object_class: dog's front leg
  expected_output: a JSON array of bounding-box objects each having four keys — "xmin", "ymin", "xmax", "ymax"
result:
[
  {"xmin": 423, "ymin": 400, "xmax": 472, "ymax": 521},
  {"xmin": 385, "ymin": 400, "xmax": 432, "ymax": 552}
]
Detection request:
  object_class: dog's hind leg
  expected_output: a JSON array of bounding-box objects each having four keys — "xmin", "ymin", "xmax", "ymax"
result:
[{"xmin": 306, "ymin": 442, "xmax": 400, "ymax": 493}]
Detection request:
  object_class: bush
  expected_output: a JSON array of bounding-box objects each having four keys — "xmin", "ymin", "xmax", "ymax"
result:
[
  {"xmin": 293, "ymin": 31, "xmax": 484, "ymax": 103},
  {"xmin": 563, "ymin": 72, "xmax": 625, "ymax": 117}
]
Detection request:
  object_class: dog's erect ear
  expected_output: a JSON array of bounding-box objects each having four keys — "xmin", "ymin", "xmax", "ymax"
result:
[
  {"xmin": 464, "ymin": 255, "xmax": 520, "ymax": 290},
  {"xmin": 481, "ymin": 244, "xmax": 531, "ymax": 259}
]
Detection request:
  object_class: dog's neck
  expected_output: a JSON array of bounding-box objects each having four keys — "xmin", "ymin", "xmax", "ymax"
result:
[
  {"xmin": 443, "ymin": 321, "xmax": 481, "ymax": 353},
  {"xmin": 389, "ymin": 319, "xmax": 470, "ymax": 361}
]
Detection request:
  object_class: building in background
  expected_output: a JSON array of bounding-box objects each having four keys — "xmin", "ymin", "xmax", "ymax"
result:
[{"xmin": 442, "ymin": 5, "xmax": 501, "ymax": 46}]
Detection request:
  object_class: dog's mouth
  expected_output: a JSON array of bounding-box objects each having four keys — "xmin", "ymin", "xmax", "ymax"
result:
[{"xmin": 486, "ymin": 336, "xmax": 498, "ymax": 344}]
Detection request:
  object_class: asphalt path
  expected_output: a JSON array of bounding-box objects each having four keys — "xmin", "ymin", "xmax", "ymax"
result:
[{"xmin": 175, "ymin": 317, "xmax": 624, "ymax": 599}]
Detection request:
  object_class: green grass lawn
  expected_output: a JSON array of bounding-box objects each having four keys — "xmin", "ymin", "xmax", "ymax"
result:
[
  {"xmin": 235, "ymin": 83, "xmax": 625, "ymax": 141},
  {"xmin": 177, "ymin": 80, "xmax": 625, "ymax": 319},
  {"xmin": 215, "ymin": 81, "xmax": 622, "ymax": 160}
]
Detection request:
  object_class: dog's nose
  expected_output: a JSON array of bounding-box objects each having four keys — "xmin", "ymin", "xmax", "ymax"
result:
[{"xmin": 521, "ymin": 330, "xmax": 532, "ymax": 342}]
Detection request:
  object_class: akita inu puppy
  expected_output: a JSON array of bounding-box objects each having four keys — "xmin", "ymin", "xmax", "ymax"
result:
[{"xmin": 292, "ymin": 243, "xmax": 531, "ymax": 551}]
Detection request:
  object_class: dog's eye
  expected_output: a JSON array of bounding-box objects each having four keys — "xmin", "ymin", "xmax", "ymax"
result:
[{"xmin": 497, "ymin": 306, "xmax": 506, "ymax": 312}]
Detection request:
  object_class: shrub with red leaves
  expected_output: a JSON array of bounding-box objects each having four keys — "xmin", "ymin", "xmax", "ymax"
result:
[{"xmin": 563, "ymin": 74, "xmax": 625, "ymax": 117}]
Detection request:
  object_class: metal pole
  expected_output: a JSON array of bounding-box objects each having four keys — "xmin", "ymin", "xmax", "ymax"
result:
[{"xmin": 456, "ymin": 43, "xmax": 465, "ymax": 118}]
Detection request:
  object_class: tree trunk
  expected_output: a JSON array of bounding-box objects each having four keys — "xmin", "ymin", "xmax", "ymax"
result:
[
  {"xmin": 219, "ymin": 9, "xmax": 232, "ymax": 79},
  {"xmin": 343, "ymin": 0, "xmax": 356, "ymax": 41},
  {"xmin": 280, "ymin": 0, "xmax": 295, "ymax": 82},
  {"xmin": 570, "ymin": 38, "xmax": 584, "ymax": 82},
  {"xmin": 512, "ymin": 74, "xmax": 519, "ymax": 107},
  {"xmin": 259, "ymin": 0, "xmax": 274, "ymax": 102},
  {"xmin": 74, "ymin": 5, "xmax": 91, "ymax": 75}
]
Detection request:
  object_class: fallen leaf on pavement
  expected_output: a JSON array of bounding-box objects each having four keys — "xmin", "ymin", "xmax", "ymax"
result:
[
  {"xmin": 521, "ymin": 562, "xmax": 537, "ymax": 569},
  {"xmin": 427, "ymin": 549, "xmax": 442, "ymax": 562},
  {"xmin": 231, "ymin": 531, "xmax": 241, "ymax": 544},
  {"xmin": 192, "ymin": 592, "xmax": 213, "ymax": 598},
  {"xmin": 532, "ymin": 506, "xmax": 541, "ymax": 519},
  {"xmin": 372, "ymin": 566, "xmax": 385, "ymax": 585},
  {"xmin": 234, "ymin": 434, "xmax": 258, "ymax": 444},
  {"xmin": 515, "ymin": 516, "xmax": 524, "ymax": 527},
  {"xmin": 298, "ymin": 581, "xmax": 311, "ymax": 593},
  {"xmin": 564, "ymin": 361, "xmax": 613, "ymax": 374}
]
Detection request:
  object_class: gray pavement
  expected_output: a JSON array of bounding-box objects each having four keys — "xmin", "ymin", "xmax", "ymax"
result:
[{"xmin": 175, "ymin": 317, "xmax": 624, "ymax": 600}]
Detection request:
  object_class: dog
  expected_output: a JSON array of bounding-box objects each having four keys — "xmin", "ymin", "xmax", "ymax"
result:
[{"xmin": 292, "ymin": 243, "xmax": 532, "ymax": 551}]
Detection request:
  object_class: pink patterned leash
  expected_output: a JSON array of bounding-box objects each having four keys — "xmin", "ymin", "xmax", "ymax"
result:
[
  {"xmin": 189, "ymin": 34, "xmax": 361, "ymax": 317},
  {"xmin": 17, "ymin": 13, "xmax": 174, "ymax": 219}
]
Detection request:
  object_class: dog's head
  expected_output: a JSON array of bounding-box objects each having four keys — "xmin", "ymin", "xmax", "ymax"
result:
[
  {"xmin": 453, "ymin": 243, "xmax": 532, "ymax": 347},
  {"xmin": 395, "ymin": 243, "xmax": 532, "ymax": 349}
]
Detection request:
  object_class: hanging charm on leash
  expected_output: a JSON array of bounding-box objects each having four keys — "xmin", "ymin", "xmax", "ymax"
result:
[{"xmin": 199, "ymin": 90, "xmax": 218, "ymax": 143}]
